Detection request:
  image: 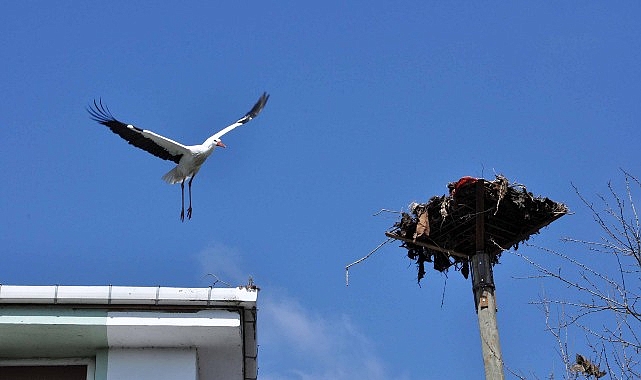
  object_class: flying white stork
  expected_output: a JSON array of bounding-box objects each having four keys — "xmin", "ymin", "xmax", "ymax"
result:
[{"xmin": 88, "ymin": 92, "xmax": 269, "ymax": 221}]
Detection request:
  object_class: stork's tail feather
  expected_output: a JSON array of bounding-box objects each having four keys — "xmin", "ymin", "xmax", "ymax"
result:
[{"xmin": 162, "ymin": 167, "xmax": 186, "ymax": 184}]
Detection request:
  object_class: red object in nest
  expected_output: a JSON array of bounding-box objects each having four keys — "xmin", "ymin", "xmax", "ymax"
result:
[{"xmin": 451, "ymin": 176, "xmax": 478, "ymax": 196}]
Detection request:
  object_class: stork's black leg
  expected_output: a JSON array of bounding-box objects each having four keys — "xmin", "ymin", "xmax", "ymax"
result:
[
  {"xmin": 180, "ymin": 179, "xmax": 186, "ymax": 222},
  {"xmin": 187, "ymin": 175, "xmax": 195, "ymax": 220}
]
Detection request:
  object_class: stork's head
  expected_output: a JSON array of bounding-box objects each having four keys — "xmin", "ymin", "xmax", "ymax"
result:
[{"xmin": 215, "ymin": 140, "xmax": 226, "ymax": 148}]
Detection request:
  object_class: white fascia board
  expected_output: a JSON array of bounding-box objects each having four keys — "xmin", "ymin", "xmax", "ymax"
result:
[
  {"xmin": 106, "ymin": 310, "xmax": 242, "ymax": 348},
  {"xmin": 0, "ymin": 313, "xmax": 106, "ymax": 326},
  {"xmin": 107, "ymin": 310, "xmax": 240, "ymax": 328}
]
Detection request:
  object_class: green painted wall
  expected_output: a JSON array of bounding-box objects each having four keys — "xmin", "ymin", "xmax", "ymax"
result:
[
  {"xmin": 0, "ymin": 306, "xmax": 109, "ymax": 359},
  {"xmin": 94, "ymin": 349, "xmax": 109, "ymax": 380}
]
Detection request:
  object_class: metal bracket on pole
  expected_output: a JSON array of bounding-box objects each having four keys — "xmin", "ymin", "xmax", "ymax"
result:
[{"xmin": 471, "ymin": 251, "xmax": 495, "ymax": 310}]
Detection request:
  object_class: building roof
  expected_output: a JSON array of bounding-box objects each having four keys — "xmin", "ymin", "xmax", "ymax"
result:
[{"xmin": 0, "ymin": 285, "xmax": 259, "ymax": 380}]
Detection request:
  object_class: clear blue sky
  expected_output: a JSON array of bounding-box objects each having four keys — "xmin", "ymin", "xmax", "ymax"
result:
[{"xmin": 1, "ymin": 2, "xmax": 640, "ymax": 379}]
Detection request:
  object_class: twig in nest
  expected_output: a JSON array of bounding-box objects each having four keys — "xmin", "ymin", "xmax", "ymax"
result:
[
  {"xmin": 440, "ymin": 197, "xmax": 450, "ymax": 220},
  {"xmin": 489, "ymin": 237, "xmax": 510, "ymax": 252},
  {"xmin": 494, "ymin": 175, "xmax": 509, "ymax": 215},
  {"xmin": 345, "ymin": 238, "xmax": 393, "ymax": 286}
]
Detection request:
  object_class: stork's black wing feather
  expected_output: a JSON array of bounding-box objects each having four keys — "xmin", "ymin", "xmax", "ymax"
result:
[
  {"xmin": 87, "ymin": 99, "xmax": 183, "ymax": 164},
  {"xmin": 237, "ymin": 92, "xmax": 270, "ymax": 125}
]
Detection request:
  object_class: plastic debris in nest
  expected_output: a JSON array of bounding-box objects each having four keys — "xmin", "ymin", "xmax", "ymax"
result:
[{"xmin": 386, "ymin": 175, "xmax": 568, "ymax": 284}]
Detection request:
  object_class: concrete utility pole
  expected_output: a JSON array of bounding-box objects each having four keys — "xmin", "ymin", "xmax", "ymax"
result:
[{"xmin": 473, "ymin": 179, "xmax": 504, "ymax": 380}]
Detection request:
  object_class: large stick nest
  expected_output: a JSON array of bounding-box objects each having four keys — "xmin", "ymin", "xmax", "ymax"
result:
[{"xmin": 387, "ymin": 175, "xmax": 568, "ymax": 283}]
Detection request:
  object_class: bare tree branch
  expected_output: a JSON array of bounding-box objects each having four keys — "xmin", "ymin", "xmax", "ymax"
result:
[{"xmin": 517, "ymin": 172, "xmax": 641, "ymax": 379}]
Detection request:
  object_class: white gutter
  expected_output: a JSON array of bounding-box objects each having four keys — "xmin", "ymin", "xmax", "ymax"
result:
[{"xmin": 0, "ymin": 285, "xmax": 257, "ymax": 307}]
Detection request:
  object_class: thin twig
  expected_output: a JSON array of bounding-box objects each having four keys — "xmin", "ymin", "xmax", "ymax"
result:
[
  {"xmin": 204, "ymin": 273, "xmax": 232, "ymax": 287},
  {"xmin": 345, "ymin": 238, "xmax": 393, "ymax": 286},
  {"xmin": 373, "ymin": 208, "xmax": 402, "ymax": 216}
]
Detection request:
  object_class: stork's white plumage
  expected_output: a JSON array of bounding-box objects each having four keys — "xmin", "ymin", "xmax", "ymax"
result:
[{"xmin": 88, "ymin": 92, "xmax": 269, "ymax": 221}]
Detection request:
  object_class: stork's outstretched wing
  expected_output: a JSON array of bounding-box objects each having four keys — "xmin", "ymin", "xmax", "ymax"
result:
[
  {"xmin": 206, "ymin": 92, "xmax": 270, "ymax": 143},
  {"xmin": 88, "ymin": 99, "xmax": 189, "ymax": 164}
]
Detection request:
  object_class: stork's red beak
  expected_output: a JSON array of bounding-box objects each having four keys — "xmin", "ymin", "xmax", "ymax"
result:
[{"xmin": 216, "ymin": 141, "xmax": 226, "ymax": 148}]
